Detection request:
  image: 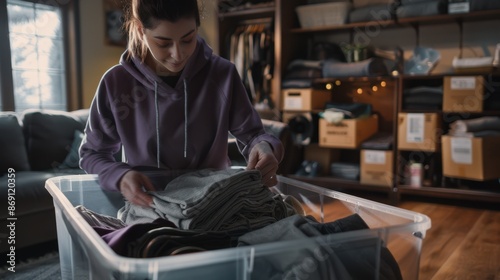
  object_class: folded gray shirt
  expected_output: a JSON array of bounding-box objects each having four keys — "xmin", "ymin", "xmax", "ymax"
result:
[{"xmin": 118, "ymin": 169, "xmax": 296, "ymax": 231}]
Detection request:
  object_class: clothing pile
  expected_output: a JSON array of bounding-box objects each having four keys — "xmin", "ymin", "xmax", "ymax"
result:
[
  {"xmin": 402, "ymin": 86, "xmax": 443, "ymax": 110},
  {"xmin": 74, "ymin": 168, "xmax": 403, "ymax": 279},
  {"xmin": 448, "ymin": 116, "xmax": 500, "ymax": 137},
  {"xmin": 77, "ymin": 208, "xmax": 403, "ymax": 279},
  {"xmin": 118, "ymin": 169, "xmax": 296, "ymax": 231}
]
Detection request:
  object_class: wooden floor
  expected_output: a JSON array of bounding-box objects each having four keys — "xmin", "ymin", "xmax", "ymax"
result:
[{"xmin": 397, "ymin": 199, "xmax": 500, "ymax": 280}]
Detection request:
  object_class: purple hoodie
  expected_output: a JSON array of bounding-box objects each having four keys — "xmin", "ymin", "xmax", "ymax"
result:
[{"xmin": 80, "ymin": 36, "xmax": 283, "ymax": 192}]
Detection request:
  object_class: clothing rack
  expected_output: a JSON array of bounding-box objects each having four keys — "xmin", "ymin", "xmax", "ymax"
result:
[{"xmin": 226, "ymin": 17, "xmax": 275, "ymax": 107}]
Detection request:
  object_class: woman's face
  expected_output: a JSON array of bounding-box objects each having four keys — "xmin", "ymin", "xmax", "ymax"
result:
[{"xmin": 141, "ymin": 17, "xmax": 198, "ymax": 75}]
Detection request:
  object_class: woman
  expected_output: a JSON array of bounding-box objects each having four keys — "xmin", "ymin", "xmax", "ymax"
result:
[{"xmin": 79, "ymin": 0, "xmax": 283, "ymax": 207}]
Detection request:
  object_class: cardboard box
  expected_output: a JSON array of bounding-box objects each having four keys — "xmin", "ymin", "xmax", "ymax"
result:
[
  {"xmin": 282, "ymin": 88, "xmax": 331, "ymax": 111},
  {"xmin": 304, "ymin": 143, "xmax": 340, "ymax": 175},
  {"xmin": 443, "ymin": 76, "xmax": 484, "ymax": 112},
  {"xmin": 360, "ymin": 150, "xmax": 394, "ymax": 187},
  {"xmin": 319, "ymin": 115, "xmax": 378, "ymax": 149},
  {"xmin": 442, "ymin": 135, "xmax": 500, "ymax": 181},
  {"xmin": 397, "ymin": 113, "xmax": 442, "ymax": 151}
]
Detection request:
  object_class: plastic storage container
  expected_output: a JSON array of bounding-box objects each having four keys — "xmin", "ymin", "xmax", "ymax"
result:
[{"xmin": 46, "ymin": 174, "xmax": 431, "ymax": 280}]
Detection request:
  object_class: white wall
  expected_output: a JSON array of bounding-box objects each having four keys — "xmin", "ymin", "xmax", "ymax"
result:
[
  {"xmin": 78, "ymin": 0, "xmax": 219, "ymax": 108},
  {"xmin": 79, "ymin": 0, "xmax": 124, "ymax": 108}
]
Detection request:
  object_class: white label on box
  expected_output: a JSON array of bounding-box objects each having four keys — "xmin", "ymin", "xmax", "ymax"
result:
[
  {"xmin": 406, "ymin": 114, "xmax": 425, "ymax": 143},
  {"xmin": 284, "ymin": 96, "xmax": 303, "ymax": 110},
  {"xmin": 451, "ymin": 137, "xmax": 473, "ymax": 164},
  {"xmin": 450, "ymin": 77, "xmax": 476, "ymax": 90},
  {"xmin": 448, "ymin": 2, "xmax": 470, "ymax": 14},
  {"xmin": 364, "ymin": 150, "xmax": 386, "ymax": 164}
]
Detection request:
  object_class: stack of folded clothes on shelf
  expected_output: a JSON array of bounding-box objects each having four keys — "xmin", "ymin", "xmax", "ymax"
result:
[
  {"xmin": 330, "ymin": 162, "xmax": 361, "ymax": 181},
  {"xmin": 448, "ymin": 116, "xmax": 500, "ymax": 137},
  {"xmin": 395, "ymin": 0, "xmax": 448, "ymax": 19},
  {"xmin": 322, "ymin": 57, "xmax": 389, "ymax": 78},
  {"xmin": 282, "ymin": 59, "xmax": 323, "ymax": 89},
  {"xmin": 469, "ymin": 0, "xmax": 500, "ymax": 12},
  {"xmin": 361, "ymin": 132, "xmax": 394, "ymax": 150},
  {"xmin": 402, "ymin": 86, "xmax": 443, "ymax": 110}
]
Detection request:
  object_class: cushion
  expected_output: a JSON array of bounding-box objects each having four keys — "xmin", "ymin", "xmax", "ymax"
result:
[
  {"xmin": 22, "ymin": 109, "xmax": 86, "ymax": 171},
  {"xmin": 59, "ymin": 130, "xmax": 84, "ymax": 169},
  {"xmin": 0, "ymin": 112, "xmax": 31, "ymax": 174}
]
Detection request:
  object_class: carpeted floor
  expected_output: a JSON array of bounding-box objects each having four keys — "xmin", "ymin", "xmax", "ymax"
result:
[{"xmin": 0, "ymin": 252, "xmax": 61, "ymax": 280}]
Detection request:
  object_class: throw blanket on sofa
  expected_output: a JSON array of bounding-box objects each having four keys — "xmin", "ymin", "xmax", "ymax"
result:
[{"xmin": 118, "ymin": 168, "xmax": 297, "ymax": 231}]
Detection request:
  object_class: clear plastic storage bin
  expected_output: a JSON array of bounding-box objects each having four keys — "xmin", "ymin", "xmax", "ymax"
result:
[{"xmin": 46, "ymin": 174, "xmax": 431, "ymax": 280}]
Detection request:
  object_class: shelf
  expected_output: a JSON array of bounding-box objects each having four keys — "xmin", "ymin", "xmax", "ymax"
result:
[
  {"xmin": 397, "ymin": 185, "xmax": 500, "ymax": 203},
  {"xmin": 291, "ymin": 9, "xmax": 500, "ymax": 34},
  {"xmin": 314, "ymin": 76, "xmax": 396, "ymax": 84},
  {"xmin": 218, "ymin": 6, "xmax": 275, "ymax": 19}
]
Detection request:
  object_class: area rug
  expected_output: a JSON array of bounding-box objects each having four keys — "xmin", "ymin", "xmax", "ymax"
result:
[{"xmin": 0, "ymin": 252, "xmax": 61, "ymax": 280}]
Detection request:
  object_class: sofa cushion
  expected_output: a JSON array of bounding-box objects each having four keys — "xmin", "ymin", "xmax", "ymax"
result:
[
  {"xmin": 0, "ymin": 112, "xmax": 31, "ymax": 174},
  {"xmin": 59, "ymin": 130, "xmax": 85, "ymax": 169},
  {"xmin": 22, "ymin": 109, "xmax": 87, "ymax": 171}
]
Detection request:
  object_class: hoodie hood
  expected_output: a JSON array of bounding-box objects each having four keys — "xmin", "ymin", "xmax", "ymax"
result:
[{"xmin": 119, "ymin": 35, "xmax": 213, "ymax": 94}]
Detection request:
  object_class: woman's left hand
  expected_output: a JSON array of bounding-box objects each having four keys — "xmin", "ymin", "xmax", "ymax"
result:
[{"xmin": 246, "ymin": 141, "xmax": 279, "ymax": 187}]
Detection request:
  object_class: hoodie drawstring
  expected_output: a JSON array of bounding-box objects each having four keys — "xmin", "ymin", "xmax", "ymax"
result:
[
  {"xmin": 154, "ymin": 80, "xmax": 188, "ymax": 168},
  {"xmin": 154, "ymin": 81, "xmax": 160, "ymax": 168},
  {"xmin": 183, "ymin": 79, "xmax": 188, "ymax": 158}
]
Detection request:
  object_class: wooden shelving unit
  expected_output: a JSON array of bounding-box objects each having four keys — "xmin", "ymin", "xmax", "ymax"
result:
[{"xmin": 217, "ymin": 1, "xmax": 500, "ymax": 205}]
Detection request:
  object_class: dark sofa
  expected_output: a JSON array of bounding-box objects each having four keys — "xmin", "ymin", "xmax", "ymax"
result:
[
  {"xmin": 0, "ymin": 108, "xmax": 300, "ymax": 254},
  {"xmin": 0, "ymin": 109, "xmax": 89, "ymax": 253}
]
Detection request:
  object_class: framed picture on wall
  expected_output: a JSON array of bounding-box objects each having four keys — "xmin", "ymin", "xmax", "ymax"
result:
[{"xmin": 103, "ymin": 0, "xmax": 127, "ymax": 47}]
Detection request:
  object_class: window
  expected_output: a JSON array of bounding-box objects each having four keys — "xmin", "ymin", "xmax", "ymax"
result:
[{"xmin": 0, "ymin": 0, "xmax": 80, "ymax": 112}]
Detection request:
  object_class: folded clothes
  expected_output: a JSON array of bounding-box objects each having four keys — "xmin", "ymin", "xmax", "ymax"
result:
[
  {"xmin": 361, "ymin": 132, "xmax": 394, "ymax": 150},
  {"xmin": 118, "ymin": 169, "xmax": 298, "ymax": 231},
  {"xmin": 399, "ymin": 0, "xmax": 439, "ymax": 5},
  {"xmin": 76, "ymin": 205, "xmax": 127, "ymax": 230},
  {"xmin": 447, "ymin": 130, "xmax": 500, "ymax": 138},
  {"xmin": 322, "ymin": 58, "xmax": 389, "ymax": 78},
  {"xmin": 282, "ymin": 78, "xmax": 314, "ymax": 89},
  {"xmin": 470, "ymin": 0, "xmax": 500, "ymax": 11},
  {"xmin": 449, "ymin": 116, "xmax": 500, "ymax": 134}
]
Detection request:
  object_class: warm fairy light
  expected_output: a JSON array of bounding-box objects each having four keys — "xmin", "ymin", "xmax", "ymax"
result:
[
  {"xmin": 372, "ymin": 85, "xmax": 378, "ymax": 92},
  {"xmin": 335, "ymin": 80, "xmax": 341, "ymax": 86},
  {"xmin": 380, "ymin": 81, "xmax": 387, "ymax": 87},
  {"xmin": 357, "ymin": 88, "xmax": 363, "ymax": 94},
  {"xmin": 325, "ymin": 83, "xmax": 333, "ymax": 90}
]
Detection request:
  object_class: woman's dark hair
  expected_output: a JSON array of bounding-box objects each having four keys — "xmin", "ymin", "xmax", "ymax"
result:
[{"xmin": 125, "ymin": 0, "xmax": 201, "ymax": 61}]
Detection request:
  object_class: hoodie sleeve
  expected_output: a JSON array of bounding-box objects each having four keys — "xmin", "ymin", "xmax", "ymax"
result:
[
  {"xmin": 227, "ymin": 65, "xmax": 284, "ymax": 164},
  {"xmin": 79, "ymin": 76, "xmax": 131, "ymax": 192}
]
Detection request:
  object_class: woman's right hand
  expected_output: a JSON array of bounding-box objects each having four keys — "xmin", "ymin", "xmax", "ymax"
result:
[{"xmin": 119, "ymin": 170, "xmax": 155, "ymax": 207}]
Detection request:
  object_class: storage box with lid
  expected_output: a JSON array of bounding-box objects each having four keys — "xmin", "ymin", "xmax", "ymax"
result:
[
  {"xmin": 442, "ymin": 135, "xmax": 500, "ymax": 181},
  {"xmin": 282, "ymin": 88, "xmax": 331, "ymax": 111},
  {"xmin": 397, "ymin": 113, "xmax": 442, "ymax": 151},
  {"xmin": 443, "ymin": 76, "xmax": 484, "ymax": 112},
  {"xmin": 296, "ymin": 1, "xmax": 351, "ymax": 28},
  {"xmin": 46, "ymin": 174, "xmax": 430, "ymax": 280},
  {"xmin": 319, "ymin": 114, "xmax": 379, "ymax": 149}
]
